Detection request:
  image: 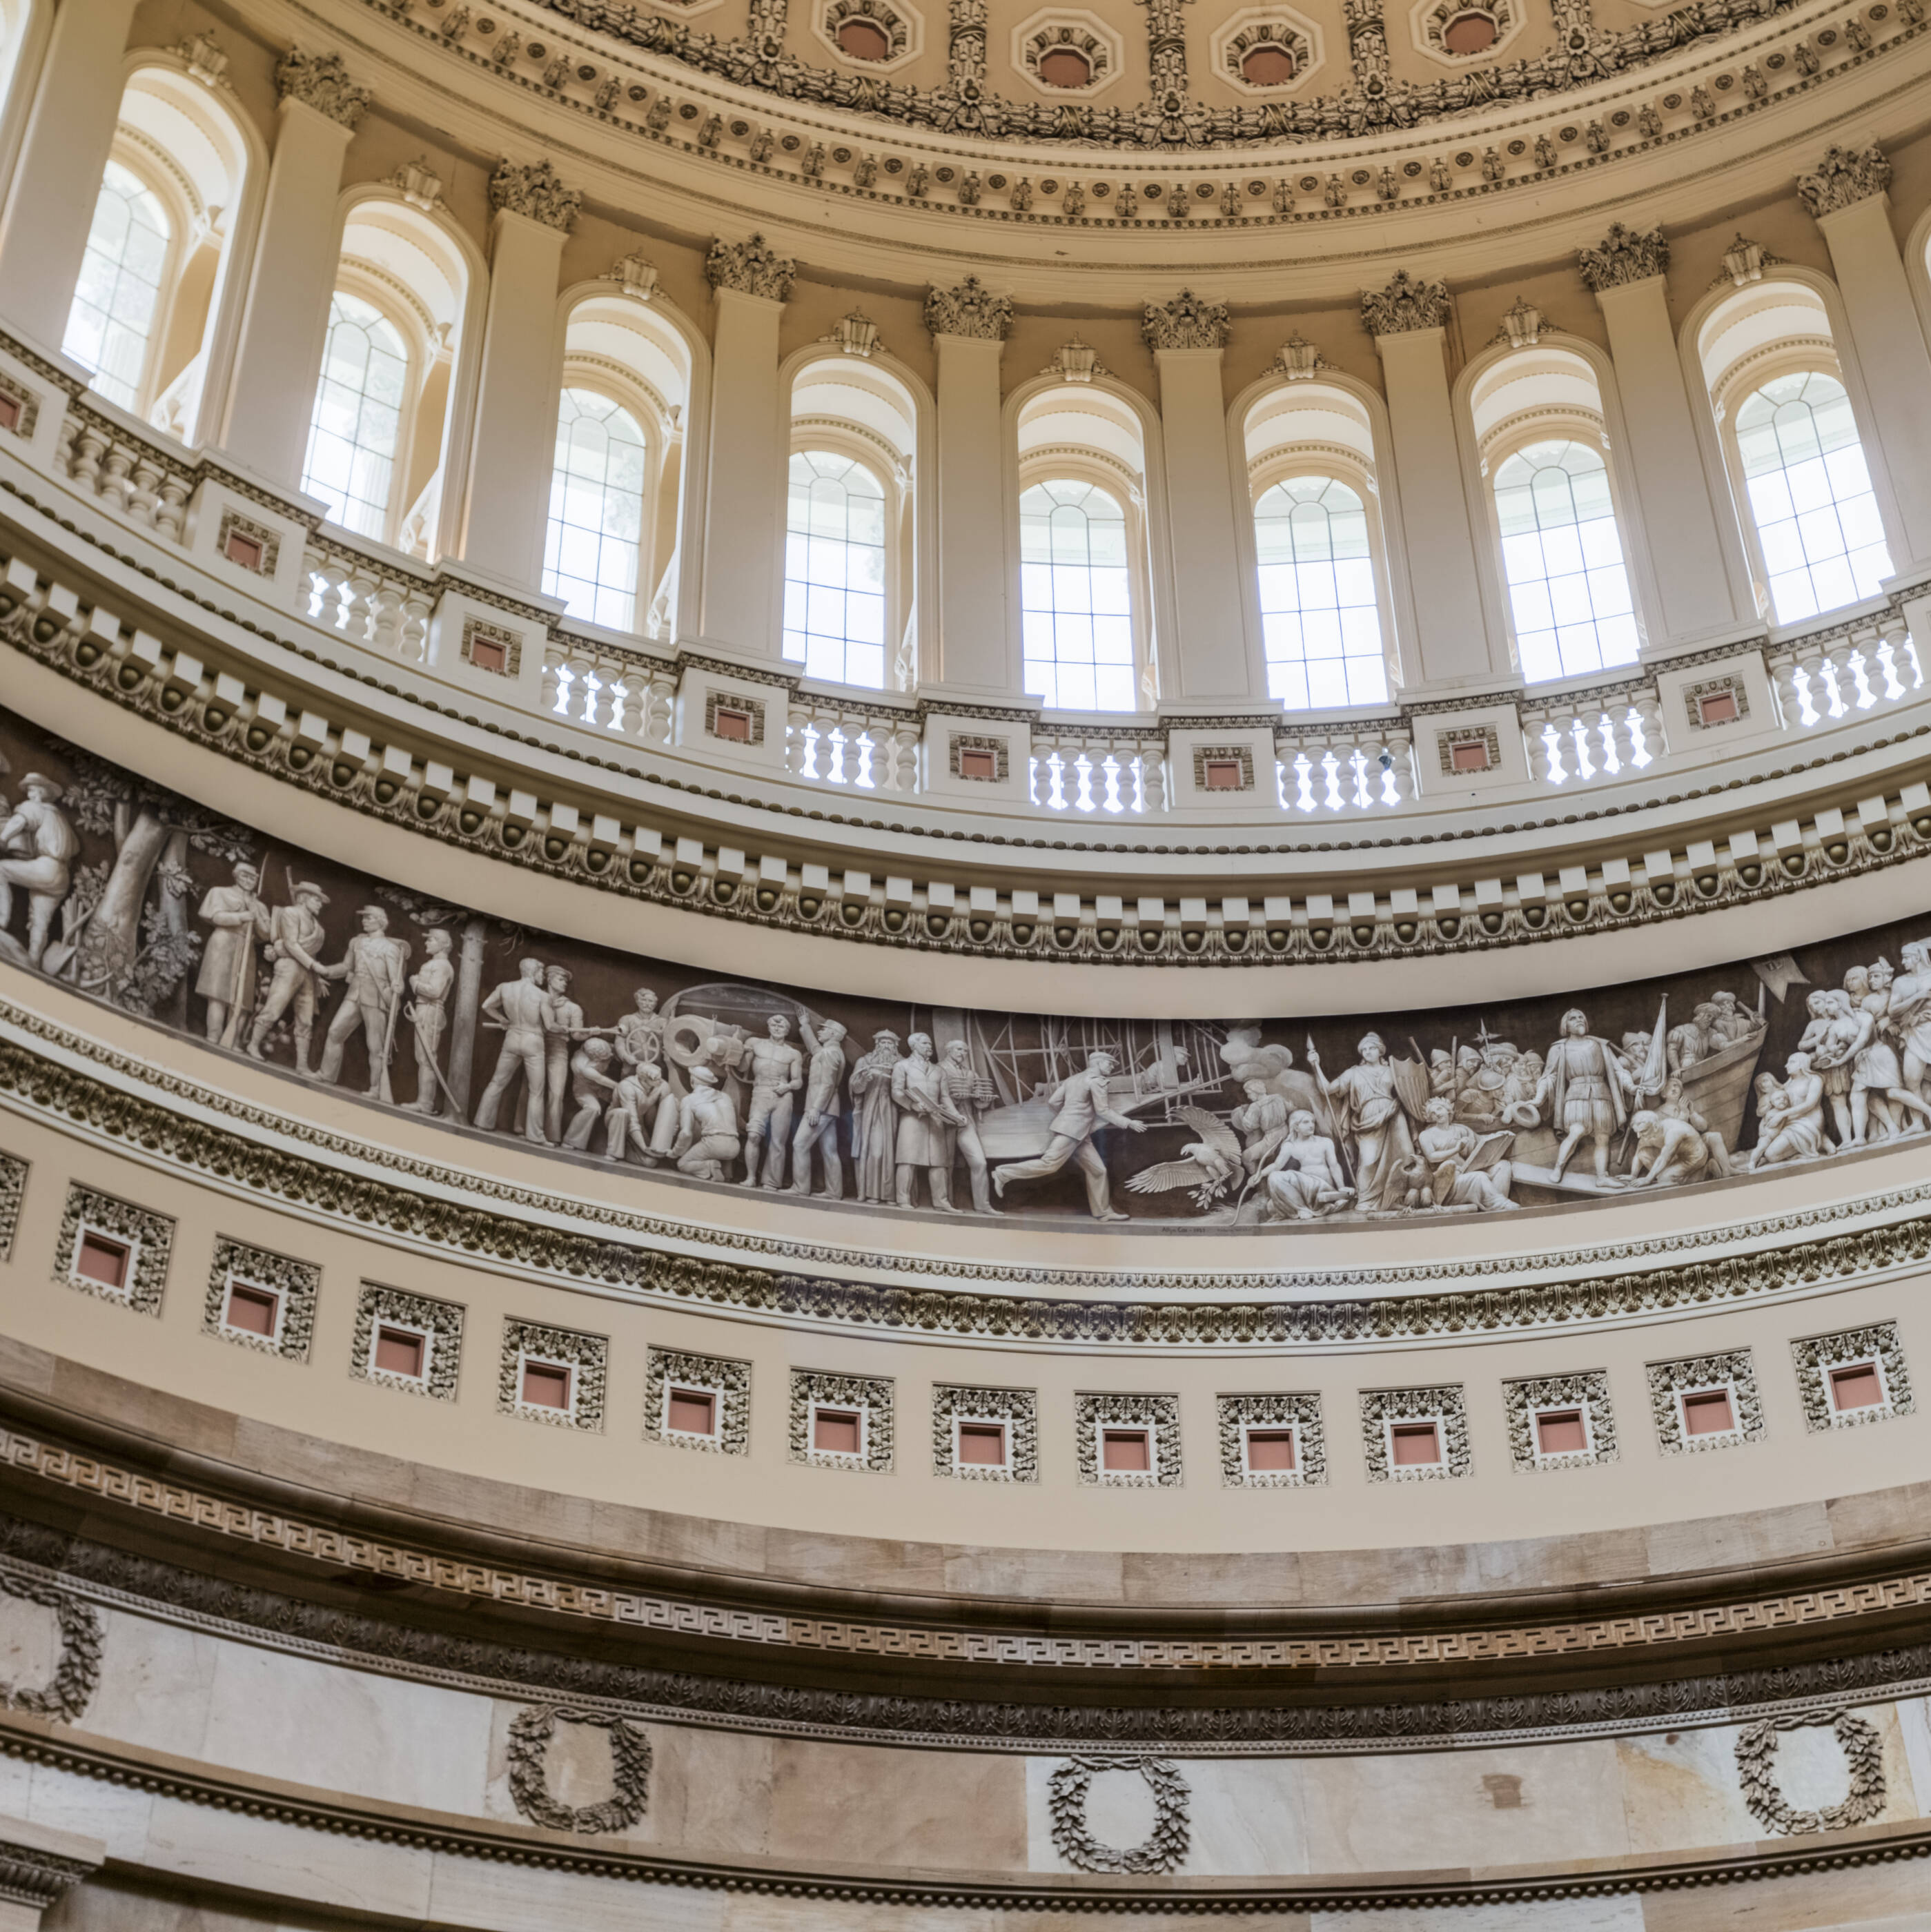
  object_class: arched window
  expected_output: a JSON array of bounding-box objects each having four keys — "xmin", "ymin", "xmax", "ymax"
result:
[
  {"xmin": 545, "ymin": 388, "xmax": 649, "ymax": 630},
  {"xmin": 1019, "ymin": 479, "xmax": 1136, "ymax": 711},
  {"xmin": 1253, "ymin": 475, "xmax": 1388, "ymax": 707},
  {"xmin": 301, "ymin": 292, "xmax": 409, "ymax": 541},
  {"xmin": 1733, "ymin": 371, "xmax": 1892, "ymax": 624},
  {"xmin": 63, "ymin": 159, "xmax": 171, "ymax": 411},
  {"xmin": 784, "ymin": 449, "xmax": 889, "ymax": 687},
  {"xmin": 1491, "ymin": 438, "xmax": 1640, "ymax": 682}
]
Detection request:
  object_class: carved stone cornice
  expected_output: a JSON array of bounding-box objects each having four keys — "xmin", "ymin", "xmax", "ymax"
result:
[
  {"xmin": 488, "ymin": 159, "xmax": 582, "ymax": 232},
  {"xmin": 1142, "ymin": 290, "xmax": 1230, "ymax": 351},
  {"xmin": 705, "ymin": 233, "xmax": 796, "ymax": 300},
  {"xmin": 1578, "ymin": 221, "xmax": 1669, "ymax": 291},
  {"xmin": 273, "ymin": 50, "xmax": 371, "ymax": 128},
  {"xmin": 923, "ymin": 275, "xmax": 1013, "ymax": 340},
  {"xmin": 1798, "ymin": 142, "xmax": 1893, "ymax": 218},
  {"xmin": 0, "ymin": 1836, "xmax": 99, "ymax": 1913},
  {"xmin": 1360, "ymin": 270, "xmax": 1450, "ymax": 335}
]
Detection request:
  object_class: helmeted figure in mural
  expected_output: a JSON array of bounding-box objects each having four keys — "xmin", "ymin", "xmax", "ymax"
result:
[
  {"xmin": 402, "ymin": 927, "xmax": 455, "ymax": 1116},
  {"xmin": 315, "ymin": 905, "xmax": 411, "ymax": 1098},
  {"xmin": 790, "ymin": 1019, "xmax": 850, "ymax": 1199},
  {"xmin": 849, "ymin": 1029, "xmax": 902, "ymax": 1203},
  {"xmin": 892, "ymin": 1032, "xmax": 963, "ymax": 1210},
  {"xmin": 246, "ymin": 880, "xmax": 330, "ymax": 1074},
  {"xmin": 740, "ymin": 1014, "xmax": 805, "ymax": 1190},
  {"xmin": 937, "ymin": 1037, "xmax": 997, "ymax": 1214},
  {"xmin": 1304, "ymin": 1032, "xmax": 1423, "ymax": 1210},
  {"xmin": 1254, "ymin": 1110, "xmax": 1353, "ymax": 1220},
  {"xmin": 672, "ymin": 1065, "xmax": 741, "ymax": 1180},
  {"xmin": 473, "ymin": 957, "xmax": 555, "ymax": 1143},
  {"xmin": 1519, "ymin": 1008, "xmax": 1638, "ymax": 1183},
  {"xmin": 195, "ymin": 860, "xmax": 270, "ymax": 1047},
  {"xmin": 1748, "ymin": 1052, "xmax": 1829, "ymax": 1170},
  {"xmin": 991, "ymin": 1049, "xmax": 1146, "ymax": 1221},
  {"xmin": 0, "ymin": 772, "xmax": 77, "ymax": 969}
]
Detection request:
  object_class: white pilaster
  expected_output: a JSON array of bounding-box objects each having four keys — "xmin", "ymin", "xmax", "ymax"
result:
[
  {"xmin": 700, "ymin": 284, "xmax": 787, "ymax": 656},
  {"xmin": 1373, "ymin": 325, "xmax": 1497, "ymax": 689},
  {"xmin": 459, "ymin": 207, "xmax": 569, "ymax": 588},
  {"xmin": 216, "ymin": 99, "xmax": 355, "ymax": 487},
  {"xmin": 1594, "ymin": 274, "xmax": 1746, "ymax": 647},
  {"xmin": 932, "ymin": 331, "xmax": 1014, "ymax": 693},
  {"xmin": 1153, "ymin": 345, "xmax": 1259, "ymax": 701},
  {"xmin": 1814, "ymin": 191, "xmax": 1931, "ymax": 573},
  {"xmin": 0, "ymin": 0, "xmax": 141, "ymax": 353}
]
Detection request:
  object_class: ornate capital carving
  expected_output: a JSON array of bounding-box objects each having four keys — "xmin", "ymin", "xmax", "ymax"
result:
[
  {"xmin": 923, "ymin": 275, "xmax": 1013, "ymax": 339},
  {"xmin": 707, "ymin": 233, "xmax": 797, "ymax": 302},
  {"xmin": 489, "ymin": 160, "xmax": 582, "ymax": 233},
  {"xmin": 1577, "ymin": 222, "xmax": 1669, "ymax": 292},
  {"xmin": 273, "ymin": 50, "xmax": 370, "ymax": 128},
  {"xmin": 1798, "ymin": 143, "xmax": 1892, "ymax": 218},
  {"xmin": 0, "ymin": 1837, "xmax": 102, "ymax": 1913},
  {"xmin": 1360, "ymin": 269, "xmax": 1450, "ymax": 336},
  {"xmin": 1141, "ymin": 289, "xmax": 1230, "ymax": 351}
]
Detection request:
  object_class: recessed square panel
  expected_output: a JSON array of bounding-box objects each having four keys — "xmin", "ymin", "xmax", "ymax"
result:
[
  {"xmin": 714, "ymin": 704, "xmax": 753, "ymax": 742},
  {"xmin": 957, "ymin": 1421, "xmax": 1007, "ymax": 1466},
  {"xmin": 668, "ymin": 1388, "xmax": 718, "ymax": 1435},
  {"xmin": 813, "ymin": 1407, "xmax": 862, "ymax": 1455},
  {"xmin": 522, "ymin": 1361, "xmax": 572, "ymax": 1410},
  {"xmin": 1682, "ymin": 1388, "xmax": 1735, "ymax": 1435},
  {"xmin": 1101, "ymin": 1427, "xmax": 1150, "ymax": 1472},
  {"xmin": 374, "ymin": 1325, "xmax": 426, "ymax": 1378},
  {"xmin": 1535, "ymin": 1408, "xmax": 1587, "ymax": 1455},
  {"xmin": 1830, "ymin": 1363, "xmax": 1883, "ymax": 1411},
  {"xmin": 224, "ymin": 1282, "xmax": 280, "ymax": 1337},
  {"xmin": 1391, "ymin": 1421, "xmax": 1442, "ymax": 1465},
  {"xmin": 76, "ymin": 1231, "xmax": 130, "ymax": 1289},
  {"xmin": 1245, "ymin": 1428, "xmax": 1297, "ymax": 1471}
]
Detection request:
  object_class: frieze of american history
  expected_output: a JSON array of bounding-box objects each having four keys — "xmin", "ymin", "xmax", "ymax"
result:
[{"xmin": 0, "ymin": 706, "xmax": 1922, "ymax": 1230}]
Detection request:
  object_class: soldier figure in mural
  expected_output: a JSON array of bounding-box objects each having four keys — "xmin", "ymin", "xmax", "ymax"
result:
[
  {"xmin": 402, "ymin": 927, "xmax": 455, "ymax": 1116},
  {"xmin": 315, "ymin": 905, "xmax": 411, "ymax": 1100},
  {"xmin": 991, "ymin": 1049, "xmax": 1146, "ymax": 1221},
  {"xmin": 607, "ymin": 1056, "xmax": 679, "ymax": 1165},
  {"xmin": 672, "ymin": 1065, "xmax": 741, "ymax": 1179},
  {"xmin": 246, "ymin": 880, "xmax": 330, "ymax": 1074},
  {"xmin": 1517, "ymin": 1008, "xmax": 1640, "ymax": 1183},
  {"xmin": 850, "ymin": 1029, "xmax": 903, "ymax": 1203},
  {"xmin": 892, "ymin": 1031, "xmax": 964, "ymax": 1210},
  {"xmin": 473, "ymin": 957, "xmax": 555, "ymax": 1143},
  {"xmin": 739, "ymin": 1014, "xmax": 805, "ymax": 1190},
  {"xmin": 937, "ymin": 1037, "xmax": 998, "ymax": 1214},
  {"xmin": 195, "ymin": 860, "xmax": 269, "ymax": 1047},
  {"xmin": 1304, "ymin": 1032, "xmax": 1425, "ymax": 1210},
  {"xmin": 790, "ymin": 1018, "xmax": 850, "ymax": 1199},
  {"xmin": 0, "ymin": 772, "xmax": 78, "ymax": 969}
]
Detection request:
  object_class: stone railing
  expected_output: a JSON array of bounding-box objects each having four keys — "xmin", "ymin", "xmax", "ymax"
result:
[{"xmin": 16, "ymin": 324, "xmax": 1931, "ymax": 840}]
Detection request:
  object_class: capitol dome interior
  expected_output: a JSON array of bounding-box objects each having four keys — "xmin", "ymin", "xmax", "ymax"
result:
[{"xmin": 5, "ymin": 0, "xmax": 1931, "ymax": 1926}]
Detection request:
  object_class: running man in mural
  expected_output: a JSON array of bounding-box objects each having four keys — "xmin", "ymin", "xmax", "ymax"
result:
[{"xmin": 991, "ymin": 1049, "xmax": 1146, "ymax": 1221}]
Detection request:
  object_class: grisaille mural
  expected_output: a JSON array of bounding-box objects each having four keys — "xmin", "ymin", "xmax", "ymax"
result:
[{"xmin": 0, "ymin": 706, "xmax": 1923, "ymax": 1228}]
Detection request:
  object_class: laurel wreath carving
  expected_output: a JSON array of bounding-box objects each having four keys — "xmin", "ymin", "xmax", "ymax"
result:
[
  {"xmin": 1047, "ymin": 1755, "xmax": 1190, "ymax": 1873},
  {"xmin": 507, "ymin": 1705, "xmax": 651, "ymax": 1835},
  {"xmin": 1734, "ymin": 1710, "xmax": 1885, "ymax": 1836},
  {"xmin": 0, "ymin": 1575, "xmax": 100, "ymax": 1723}
]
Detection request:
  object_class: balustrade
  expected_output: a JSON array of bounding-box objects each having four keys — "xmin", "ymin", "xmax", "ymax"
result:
[
  {"xmin": 1274, "ymin": 723, "xmax": 1415, "ymax": 816},
  {"xmin": 787, "ymin": 696, "xmax": 920, "ymax": 792},
  {"xmin": 55, "ymin": 404, "xmax": 193, "ymax": 540},
  {"xmin": 1029, "ymin": 723, "xmax": 1165, "ymax": 815},
  {"xmin": 301, "ymin": 535, "xmax": 433, "ymax": 661}
]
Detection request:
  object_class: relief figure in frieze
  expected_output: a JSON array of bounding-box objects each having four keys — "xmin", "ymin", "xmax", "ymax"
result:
[
  {"xmin": 246, "ymin": 881, "xmax": 330, "ymax": 1074},
  {"xmin": 315, "ymin": 905, "xmax": 411, "ymax": 1101},
  {"xmin": 195, "ymin": 860, "xmax": 268, "ymax": 1049}
]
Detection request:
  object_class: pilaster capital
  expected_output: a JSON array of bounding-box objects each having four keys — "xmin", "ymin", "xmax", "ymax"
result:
[
  {"xmin": 1360, "ymin": 269, "xmax": 1450, "ymax": 336},
  {"xmin": 1142, "ymin": 289, "xmax": 1230, "ymax": 352},
  {"xmin": 1798, "ymin": 143, "xmax": 1892, "ymax": 219},
  {"xmin": 1576, "ymin": 222, "xmax": 1669, "ymax": 293},
  {"xmin": 923, "ymin": 275, "xmax": 1013, "ymax": 341},
  {"xmin": 488, "ymin": 159, "xmax": 582, "ymax": 233},
  {"xmin": 0, "ymin": 1826, "xmax": 104, "ymax": 1915},
  {"xmin": 707, "ymin": 233, "xmax": 796, "ymax": 302},
  {"xmin": 273, "ymin": 50, "xmax": 371, "ymax": 130}
]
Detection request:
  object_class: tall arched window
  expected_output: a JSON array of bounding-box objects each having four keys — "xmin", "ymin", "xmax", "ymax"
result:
[
  {"xmin": 1253, "ymin": 476, "xmax": 1388, "ymax": 708},
  {"xmin": 302, "ymin": 292, "xmax": 409, "ymax": 541},
  {"xmin": 1019, "ymin": 480, "xmax": 1136, "ymax": 711},
  {"xmin": 1734, "ymin": 371, "xmax": 1892, "ymax": 624},
  {"xmin": 1492, "ymin": 438, "xmax": 1640, "ymax": 682},
  {"xmin": 545, "ymin": 388, "xmax": 648, "ymax": 630},
  {"xmin": 63, "ymin": 159, "xmax": 171, "ymax": 411},
  {"xmin": 784, "ymin": 449, "xmax": 888, "ymax": 687}
]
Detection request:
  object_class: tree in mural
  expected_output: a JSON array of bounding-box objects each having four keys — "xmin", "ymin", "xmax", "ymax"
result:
[{"xmin": 42, "ymin": 744, "xmax": 254, "ymax": 1017}]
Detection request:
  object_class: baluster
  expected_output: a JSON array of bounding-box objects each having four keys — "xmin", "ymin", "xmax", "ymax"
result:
[
  {"xmin": 68, "ymin": 425, "xmax": 107, "ymax": 494},
  {"xmin": 1607, "ymin": 704, "xmax": 1639, "ymax": 773},
  {"xmin": 1141, "ymin": 745, "xmax": 1166, "ymax": 813},
  {"xmin": 1892, "ymin": 619, "xmax": 1923, "ymax": 693},
  {"xmin": 1845, "ymin": 629, "xmax": 1880, "ymax": 709},
  {"xmin": 399, "ymin": 589, "xmax": 431, "ymax": 664},
  {"xmin": 369, "ymin": 581, "xmax": 404, "ymax": 656},
  {"xmin": 98, "ymin": 442, "xmax": 134, "ymax": 511},
  {"xmin": 1569, "ymin": 711, "xmax": 1598, "ymax": 782},
  {"xmin": 1525, "ymin": 718, "xmax": 1553, "ymax": 785},
  {"xmin": 618, "ymin": 672, "xmax": 646, "ymax": 738},
  {"xmin": 585, "ymin": 659, "xmax": 616, "ymax": 731},
  {"xmin": 785, "ymin": 705, "xmax": 810, "ymax": 778},
  {"xmin": 54, "ymin": 414, "xmax": 78, "ymax": 473},
  {"xmin": 1791, "ymin": 640, "xmax": 1830, "ymax": 720},
  {"xmin": 311, "ymin": 555, "xmax": 349, "ymax": 633},
  {"xmin": 155, "ymin": 474, "xmax": 190, "ymax": 541},
  {"xmin": 1318, "ymin": 742, "xmax": 1343, "ymax": 811},
  {"xmin": 1874, "ymin": 619, "xmax": 1908, "ymax": 700},
  {"xmin": 1046, "ymin": 747, "xmax": 1069, "ymax": 812},
  {"xmin": 540, "ymin": 646, "xmax": 567, "ymax": 716},
  {"xmin": 1379, "ymin": 729, "xmax": 1413, "ymax": 805},
  {"xmin": 648, "ymin": 671, "xmax": 676, "ymax": 743},
  {"xmin": 828, "ymin": 719, "xmax": 856, "ymax": 787},
  {"xmin": 126, "ymin": 457, "xmax": 161, "ymax": 529},
  {"xmin": 1766, "ymin": 651, "xmax": 1805, "ymax": 731},
  {"xmin": 560, "ymin": 651, "xmax": 594, "ymax": 724},
  {"xmin": 344, "ymin": 564, "xmax": 380, "ymax": 643}
]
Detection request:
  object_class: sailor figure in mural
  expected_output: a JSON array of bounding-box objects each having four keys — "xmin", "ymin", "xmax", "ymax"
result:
[
  {"xmin": 0, "ymin": 772, "xmax": 77, "ymax": 969},
  {"xmin": 992, "ymin": 1049, "xmax": 1146, "ymax": 1221},
  {"xmin": 195, "ymin": 860, "xmax": 269, "ymax": 1047},
  {"xmin": 402, "ymin": 927, "xmax": 456, "ymax": 1116},
  {"xmin": 315, "ymin": 905, "xmax": 411, "ymax": 1100},
  {"xmin": 672, "ymin": 1065, "xmax": 741, "ymax": 1180},
  {"xmin": 246, "ymin": 880, "xmax": 331, "ymax": 1074},
  {"xmin": 473, "ymin": 958, "xmax": 555, "ymax": 1143},
  {"xmin": 614, "ymin": 987, "xmax": 667, "ymax": 1074},
  {"xmin": 607, "ymin": 1057, "xmax": 679, "ymax": 1165}
]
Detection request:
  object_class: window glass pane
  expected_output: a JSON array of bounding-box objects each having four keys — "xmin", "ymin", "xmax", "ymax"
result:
[
  {"xmin": 1734, "ymin": 371, "xmax": 1894, "ymax": 623},
  {"xmin": 300, "ymin": 293, "xmax": 411, "ymax": 541},
  {"xmin": 539, "ymin": 387, "xmax": 648, "ymax": 630},
  {"xmin": 1253, "ymin": 475, "xmax": 1389, "ymax": 708},
  {"xmin": 1019, "ymin": 480, "xmax": 1137, "ymax": 711},
  {"xmin": 781, "ymin": 450, "xmax": 890, "ymax": 689},
  {"xmin": 1490, "ymin": 439, "xmax": 1640, "ymax": 684},
  {"xmin": 62, "ymin": 161, "xmax": 172, "ymax": 413}
]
